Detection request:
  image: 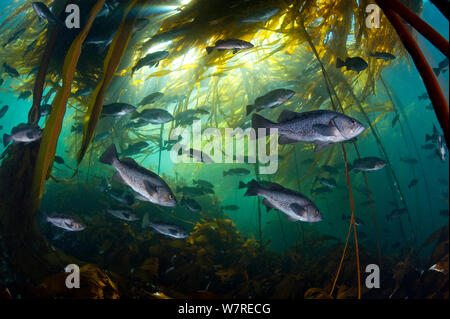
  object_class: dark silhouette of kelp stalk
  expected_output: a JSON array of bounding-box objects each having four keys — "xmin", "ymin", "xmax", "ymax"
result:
[{"xmin": 376, "ymin": 0, "xmax": 449, "ymax": 147}]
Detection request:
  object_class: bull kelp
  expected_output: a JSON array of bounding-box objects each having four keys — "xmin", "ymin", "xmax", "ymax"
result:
[{"xmin": 0, "ymin": 0, "xmax": 448, "ymax": 301}]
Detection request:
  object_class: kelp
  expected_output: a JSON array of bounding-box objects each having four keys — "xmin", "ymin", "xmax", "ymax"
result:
[
  {"xmin": 76, "ymin": 0, "xmax": 146, "ymax": 165},
  {"xmin": 30, "ymin": 0, "xmax": 106, "ymax": 210}
]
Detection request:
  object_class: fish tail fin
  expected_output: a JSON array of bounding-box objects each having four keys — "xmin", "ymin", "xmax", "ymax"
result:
[
  {"xmin": 244, "ymin": 179, "xmax": 260, "ymax": 197},
  {"xmin": 99, "ymin": 144, "xmax": 118, "ymax": 165},
  {"xmin": 206, "ymin": 47, "xmax": 214, "ymax": 54},
  {"xmin": 336, "ymin": 57, "xmax": 345, "ymax": 69},
  {"xmin": 3, "ymin": 134, "xmax": 11, "ymax": 147},
  {"xmin": 238, "ymin": 181, "xmax": 247, "ymax": 189},
  {"xmin": 246, "ymin": 104, "xmax": 255, "ymax": 115},
  {"xmin": 251, "ymin": 113, "xmax": 276, "ymax": 137}
]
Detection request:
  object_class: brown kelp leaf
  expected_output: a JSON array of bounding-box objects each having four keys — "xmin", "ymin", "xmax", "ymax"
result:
[
  {"xmin": 422, "ymin": 225, "xmax": 448, "ymax": 246},
  {"xmin": 77, "ymin": 0, "xmax": 145, "ymax": 165},
  {"xmin": 31, "ymin": 0, "xmax": 105, "ymax": 208}
]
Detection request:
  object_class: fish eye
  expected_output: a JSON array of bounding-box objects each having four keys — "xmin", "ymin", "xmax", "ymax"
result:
[{"xmin": 169, "ymin": 194, "xmax": 174, "ymax": 200}]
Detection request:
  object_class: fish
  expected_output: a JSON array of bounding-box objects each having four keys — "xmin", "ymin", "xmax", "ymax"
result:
[
  {"xmin": 252, "ymin": 110, "xmax": 365, "ymax": 152},
  {"xmin": 206, "ymin": 39, "xmax": 254, "ymax": 55},
  {"xmin": 318, "ymin": 177, "xmax": 337, "ymax": 189},
  {"xmin": 3, "ymin": 28, "xmax": 25, "ymax": 48},
  {"xmin": 92, "ymin": 131, "xmax": 111, "ymax": 142},
  {"xmin": 40, "ymin": 104, "xmax": 52, "ymax": 116},
  {"xmin": 311, "ymin": 187, "xmax": 332, "ymax": 195},
  {"xmin": 425, "ymin": 104, "xmax": 433, "ymax": 111},
  {"xmin": 178, "ymin": 148, "xmax": 213, "ymax": 163},
  {"xmin": 123, "ymin": 119, "xmax": 148, "ymax": 129},
  {"xmin": 223, "ymin": 168, "xmax": 251, "ymax": 176},
  {"xmin": 137, "ymin": 109, "xmax": 174, "ymax": 124},
  {"xmin": 349, "ymin": 157, "xmax": 386, "ymax": 172},
  {"xmin": 240, "ymin": 7, "xmax": 280, "ymax": 23},
  {"xmin": 99, "ymin": 144, "xmax": 177, "ymax": 207},
  {"xmin": 0, "ymin": 78, "xmax": 3, "ymax": 86},
  {"xmin": 221, "ymin": 205, "xmax": 239, "ymax": 211},
  {"xmin": 18, "ymin": 91, "xmax": 31, "ymax": 100},
  {"xmin": 121, "ymin": 141, "xmax": 149, "ymax": 156},
  {"xmin": 32, "ymin": 2, "xmax": 60, "ymax": 25},
  {"xmin": 162, "ymin": 94, "xmax": 186, "ymax": 104},
  {"xmin": 3, "ymin": 123, "xmax": 43, "ymax": 146},
  {"xmin": 246, "ymin": 89, "xmax": 295, "ymax": 115},
  {"xmin": 425, "ymin": 125, "xmax": 441, "ymax": 144},
  {"xmin": 72, "ymin": 87, "xmax": 94, "ymax": 98},
  {"xmin": 106, "ymin": 208, "xmax": 139, "ymax": 222},
  {"xmin": 322, "ymin": 165, "xmax": 338, "ymax": 174},
  {"xmin": 177, "ymin": 186, "xmax": 213, "ymax": 197},
  {"xmin": 421, "ymin": 143, "xmax": 436, "ymax": 150},
  {"xmin": 370, "ymin": 52, "xmax": 396, "ymax": 61},
  {"xmin": 45, "ymin": 214, "xmax": 85, "ymax": 231},
  {"xmin": 132, "ymin": 51, "xmax": 169, "ymax": 73},
  {"xmin": 142, "ymin": 213, "xmax": 189, "ymax": 239},
  {"xmin": 138, "ymin": 92, "xmax": 164, "ymax": 106},
  {"xmin": 146, "ymin": 27, "xmax": 189, "ymax": 46},
  {"xmin": 336, "ymin": 57, "xmax": 368, "ymax": 72},
  {"xmin": 433, "ymin": 58, "xmax": 449, "ymax": 77},
  {"xmin": 98, "ymin": 177, "xmax": 112, "ymax": 193},
  {"xmin": 400, "ymin": 157, "xmax": 418, "ymax": 165},
  {"xmin": 386, "ymin": 208, "xmax": 407, "ymax": 221},
  {"xmin": 3, "ymin": 62, "xmax": 19, "ymax": 77},
  {"xmin": 418, "ymin": 93, "xmax": 428, "ymax": 100},
  {"xmin": 0, "ymin": 105, "xmax": 8, "ymax": 119},
  {"xmin": 101, "ymin": 103, "xmax": 136, "ymax": 117},
  {"xmin": 440, "ymin": 209, "xmax": 449, "ymax": 217},
  {"xmin": 408, "ymin": 179, "xmax": 418, "ymax": 189},
  {"xmin": 243, "ymin": 179, "xmax": 323, "ymax": 222},
  {"xmin": 437, "ymin": 134, "xmax": 447, "ymax": 162},
  {"xmin": 391, "ymin": 114, "xmax": 399, "ymax": 127},
  {"xmin": 54, "ymin": 156, "xmax": 65, "ymax": 164},
  {"xmin": 133, "ymin": 19, "xmax": 150, "ymax": 33},
  {"xmin": 107, "ymin": 189, "xmax": 136, "ymax": 206},
  {"xmin": 180, "ymin": 197, "xmax": 202, "ymax": 212},
  {"xmin": 193, "ymin": 179, "xmax": 214, "ymax": 189}
]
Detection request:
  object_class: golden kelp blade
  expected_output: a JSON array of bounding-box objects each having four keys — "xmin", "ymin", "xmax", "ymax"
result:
[
  {"xmin": 77, "ymin": 0, "xmax": 145, "ymax": 165},
  {"xmin": 30, "ymin": 0, "xmax": 105, "ymax": 208}
]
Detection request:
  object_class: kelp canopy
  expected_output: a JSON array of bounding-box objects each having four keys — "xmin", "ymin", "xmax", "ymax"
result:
[{"xmin": 0, "ymin": 0, "xmax": 448, "ymax": 299}]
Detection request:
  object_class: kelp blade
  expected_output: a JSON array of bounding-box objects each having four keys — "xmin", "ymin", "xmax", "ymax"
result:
[
  {"xmin": 30, "ymin": 0, "xmax": 105, "ymax": 209},
  {"xmin": 77, "ymin": 0, "xmax": 144, "ymax": 165}
]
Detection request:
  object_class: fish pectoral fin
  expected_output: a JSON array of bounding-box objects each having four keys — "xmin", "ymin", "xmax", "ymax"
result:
[
  {"xmin": 278, "ymin": 135, "xmax": 298, "ymax": 145},
  {"xmin": 314, "ymin": 141, "xmax": 331, "ymax": 152},
  {"xmin": 312, "ymin": 123, "xmax": 338, "ymax": 137},
  {"xmin": 112, "ymin": 172, "xmax": 125, "ymax": 184},
  {"xmin": 144, "ymin": 181, "xmax": 158, "ymax": 197},
  {"xmin": 277, "ymin": 110, "xmax": 299, "ymax": 122},
  {"xmin": 262, "ymin": 198, "xmax": 275, "ymax": 212},
  {"xmin": 289, "ymin": 203, "xmax": 305, "ymax": 218}
]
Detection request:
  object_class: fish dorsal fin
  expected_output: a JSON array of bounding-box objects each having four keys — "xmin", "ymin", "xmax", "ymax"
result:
[
  {"xmin": 121, "ymin": 157, "xmax": 140, "ymax": 167},
  {"xmin": 278, "ymin": 110, "xmax": 299, "ymax": 122}
]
